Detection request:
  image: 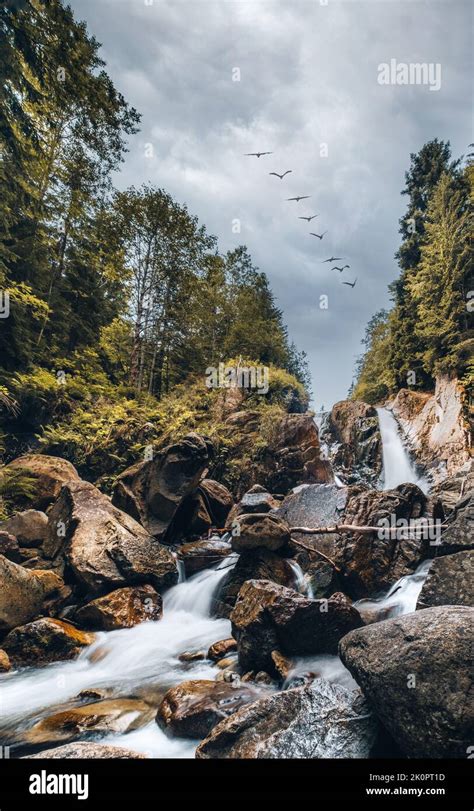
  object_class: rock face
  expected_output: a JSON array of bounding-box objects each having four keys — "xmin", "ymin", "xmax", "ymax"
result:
[
  {"xmin": 170, "ymin": 479, "xmax": 233, "ymax": 540},
  {"xmin": 178, "ymin": 537, "xmax": 231, "ymax": 577},
  {"xmin": 336, "ymin": 483, "xmax": 427, "ymax": 597},
  {"xmin": 390, "ymin": 377, "xmax": 470, "ymax": 483},
  {"xmin": 276, "ymin": 483, "xmax": 347, "ymax": 564},
  {"xmin": 0, "ymin": 554, "xmax": 61, "ymax": 632},
  {"xmin": 321, "ymin": 401, "xmax": 382, "ymax": 485},
  {"xmin": 339, "ymin": 606, "xmax": 473, "ymax": 758},
  {"xmin": 213, "ymin": 550, "xmax": 296, "ymax": 618},
  {"xmin": 430, "ymin": 462, "xmax": 474, "ymax": 517},
  {"xmin": 0, "ymin": 531, "xmax": 21, "ymax": 562},
  {"xmin": 74, "ymin": 585, "xmax": 162, "ymax": 630},
  {"xmin": 25, "ymin": 742, "xmax": 146, "ymax": 759},
  {"xmin": 3, "ymin": 618, "xmax": 94, "ymax": 666},
  {"xmin": 112, "ymin": 433, "xmax": 210, "ymax": 537},
  {"xmin": 417, "ymin": 551, "xmax": 474, "ymax": 609},
  {"xmin": 231, "ymin": 579, "xmax": 362, "ymax": 672},
  {"xmin": 26, "ymin": 699, "xmax": 154, "ymax": 744},
  {"xmin": 0, "ymin": 510, "xmax": 48, "ymax": 547},
  {"xmin": 196, "ymin": 679, "xmax": 376, "ymax": 759},
  {"xmin": 439, "ymin": 491, "xmax": 474, "ymax": 554},
  {"xmin": 156, "ymin": 680, "xmax": 262, "ymax": 739},
  {"xmin": 5, "ymin": 455, "xmax": 80, "ymax": 510},
  {"xmin": 231, "ymin": 513, "xmax": 290, "ymax": 554},
  {"xmin": 268, "ymin": 414, "xmax": 333, "ymax": 493},
  {"xmin": 44, "ymin": 480, "xmax": 178, "ymax": 595}
]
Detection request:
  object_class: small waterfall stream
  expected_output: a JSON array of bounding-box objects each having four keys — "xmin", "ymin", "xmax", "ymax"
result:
[{"xmin": 376, "ymin": 407, "xmax": 428, "ymax": 492}]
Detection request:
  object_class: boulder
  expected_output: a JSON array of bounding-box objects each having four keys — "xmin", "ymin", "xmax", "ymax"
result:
[
  {"xmin": 0, "ymin": 649, "xmax": 11, "ymax": 672},
  {"xmin": 178, "ymin": 537, "xmax": 231, "ymax": 577},
  {"xmin": 213, "ymin": 550, "xmax": 296, "ymax": 618},
  {"xmin": 156, "ymin": 679, "xmax": 262, "ymax": 739},
  {"xmin": 199, "ymin": 480, "xmax": 233, "ymax": 526},
  {"xmin": 231, "ymin": 513, "xmax": 290, "ymax": 554},
  {"xmin": 25, "ymin": 742, "xmax": 146, "ymax": 759},
  {"xmin": 430, "ymin": 463, "xmax": 474, "ymax": 518},
  {"xmin": 26, "ymin": 699, "xmax": 154, "ymax": 745},
  {"xmin": 112, "ymin": 433, "xmax": 211, "ymax": 538},
  {"xmin": 0, "ymin": 510, "xmax": 48, "ymax": 547},
  {"xmin": 276, "ymin": 483, "xmax": 347, "ymax": 564},
  {"xmin": 321, "ymin": 400, "xmax": 382, "ymax": 485},
  {"xmin": 267, "ymin": 414, "xmax": 333, "ymax": 493},
  {"xmin": 74, "ymin": 585, "xmax": 162, "ymax": 631},
  {"xmin": 339, "ymin": 606, "xmax": 474, "ymax": 758},
  {"xmin": 438, "ymin": 491, "xmax": 474, "ymax": 554},
  {"xmin": 3, "ymin": 618, "xmax": 95, "ymax": 667},
  {"xmin": 0, "ymin": 554, "xmax": 63, "ymax": 632},
  {"xmin": 0, "ymin": 530, "xmax": 21, "ymax": 562},
  {"xmin": 207, "ymin": 638, "xmax": 237, "ymax": 662},
  {"xmin": 44, "ymin": 480, "xmax": 178, "ymax": 595},
  {"xmin": 336, "ymin": 483, "xmax": 427, "ymax": 597},
  {"xmin": 196, "ymin": 679, "xmax": 376, "ymax": 759},
  {"xmin": 231, "ymin": 580, "xmax": 362, "ymax": 672},
  {"xmin": 227, "ymin": 489, "xmax": 280, "ymax": 526},
  {"xmin": 416, "ymin": 551, "xmax": 474, "ymax": 609},
  {"xmin": 5, "ymin": 455, "xmax": 80, "ymax": 510},
  {"xmin": 171, "ymin": 479, "xmax": 232, "ymax": 539}
]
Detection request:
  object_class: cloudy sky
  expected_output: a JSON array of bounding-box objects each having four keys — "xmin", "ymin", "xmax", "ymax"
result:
[{"xmin": 70, "ymin": 0, "xmax": 472, "ymax": 408}]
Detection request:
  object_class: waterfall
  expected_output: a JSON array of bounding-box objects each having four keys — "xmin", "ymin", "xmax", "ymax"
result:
[
  {"xmin": 376, "ymin": 407, "xmax": 427, "ymax": 492},
  {"xmin": 354, "ymin": 558, "xmax": 432, "ymax": 624}
]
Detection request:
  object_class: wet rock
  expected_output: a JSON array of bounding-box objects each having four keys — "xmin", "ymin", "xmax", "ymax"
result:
[
  {"xmin": 270, "ymin": 650, "xmax": 293, "ymax": 681},
  {"xmin": 74, "ymin": 585, "xmax": 162, "ymax": 631},
  {"xmin": 26, "ymin": 699, "xmax": 154, "ymax": 745},
  {"xmin": 3, "ymin": 618, "xmax": 95, "ymax": 667},
  {"xmin": 25, "ymin": 742, "xmax": 146, "ymax": 759},
  {"xmin": 417, "ymin": 551, "xmax": 474, "ymax": 609},
  {"xmin": 336, "ymin": 483, "xmax": 427, "ymax": 597},
  {"xmin": 0, "ymin": 649, "xmax": 11, "ymax": 672},
  {"xmin": 430, "ymin": 463, "xmax": 474, "ymax": 517},
  {"xmin": 276, "ymin": 483, "xmax": 347, "ymax": 566},
  {"xmin": 0, "ymin": 531, "xmax": 21, "ymax": 562},
  {"xmin": 179, "ymin": 650, "xmax": 206, "ymax": 663},
  {"xmin": 199, "ymin": 480, "xmax": 233, "ymax": 526},
  {"xmin": 44, "ymin": 480, "xmax": 178, "ymax": 594},
  {"xmin": 178, "ymin": 537, "xmax": 231, "ymax": 577},
  {"xmin": 5, "ymin": 455, "xmax": 80, "ymax": 510},
  {"xmin": 322, "ymin": 401, "xmax": 382, "ymax": 485},
  {"xmin": 207, "ymin": 638, "xmax": 237, "ymax": 662},
  {"xmin": 0, "ymin": 510, "xmax": 48, "ymax": 547},
  {"xmin": 156, "ymin": 679, "xmax": 262, "ymax": 739},
  {"xmin": 438, "ymin": 491, "xmax": 474, "ymax": 554},
  {"xmin": 339, "ymin": 605, "xmax": 473, "ymax": 758},
  {"xmin": 231, "ymin": 580, "xmax": 362, "ymax": 673},
  {"xmin": 196, "ymin": 679, "xmax": 376, "ymax": 759},
  {"xmin": 227, "ymin": 489, "xmax": 280, "ymax": 527},
  {"xmin": 112, "ymin": 433, "xmax": 210, "ymax": 538},
  {"xmin": 0, "ymin": 555, "xmax": 62, "ymax": 632},
  {"xmin": 268, "ymin": 414, "xmax": 333, "ymax": 493},
  {"xmin": 231, "ymin": 513, "xmax": 290, "ymax": 554},
  {"xmin": 213, "ymin": 549, "xmax": 295, "ymax": 618}
]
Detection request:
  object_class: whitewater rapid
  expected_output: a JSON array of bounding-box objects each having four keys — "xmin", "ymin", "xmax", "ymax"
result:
[{"xmin": 376, "ymin": 407, "xmax": 428, "ymax": 492}]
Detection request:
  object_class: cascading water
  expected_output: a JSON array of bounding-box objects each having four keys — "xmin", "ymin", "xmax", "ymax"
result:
[
  {"xmin": 354, "ymin": 559, "xmax": 432, "ymax": 624},
  {"xmin": 376, "ymin": 407, "xmax": 427, "ymax": 492}
]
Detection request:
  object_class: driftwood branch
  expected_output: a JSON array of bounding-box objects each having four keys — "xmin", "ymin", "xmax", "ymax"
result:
[{"xmin": 290, "ymin": 523, "xmax": 446, "ymax": 536}]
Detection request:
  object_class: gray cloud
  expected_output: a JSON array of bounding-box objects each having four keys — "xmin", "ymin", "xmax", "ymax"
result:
[{"xmin": 70, "ymin": 0, "xmax": 472, "ymax": 407}]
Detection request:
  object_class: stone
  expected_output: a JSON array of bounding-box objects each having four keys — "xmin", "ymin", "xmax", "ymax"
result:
[
  {"xmin": 25, "ymin": 742, "xmax": 146, "ymax": 759},
  {"xmin": 112, "ymin": 433, "xmax": 211, "ymax": 538},
  {"xmin": 231, "ymin": 513, "xmax": 290, "ymax": 554},
  {"xmin": 178, "ymin": 537, "xmax": 231, "ymax": 577},
  {"xmin": 231, "ymin": 579, "xmax": 362, "ymax": 672},
  {"xmin": 213, "ymin": 549, "xmax": 296, "ymax": 618},
  {"xmin": 416, "ymin": 551, "xmax": 474, "ymax": 609},
  {"xmin": 207, "ymin": 638, "xmax": 237, "ymax": 662},
  {"xmin": 5, "ymin": 455, "xmax": 80, "ymax": 510},
  {"xmin": 276, "ymin": 483, "xmax": 347, "ymax": 565},
  {"xmin": 26, "ymin": 699, "xmax": 154, "ymax": 745},
  {"xmin": 156, "ymin": 679, "xmax": 263, "ymax": 739},
  {"xmin": 0, "ymin": 649, "xmax": 11, "ymax": 672},
  {"xmin": 0, "ymin": 554, "xmax": 62, "ymax": 632},
  {"xmin": 267, "ymin": 414, "xmax": 334, "ymax": 493},
  {"xmin": 321, "ymin": 400, "xmax": 382, "ymax": 485},
  {"xmin": 438, "ymin": 491, "xmax": 474, "ymax": 554},
  {"xmin": 178, "ymin": 650, "xmax": 206, "ymax": 663},
  {"xmin": 74, "ymin": 585, "xmax": 162, "ymax": 630},
  {"xmin": 3, "ymin": 618, "xmax": 95, "ymax": 667},
  {"xmin": 270, "ymin": 650, "xmax": 293, "ymax": 681},
  {"xmin": 339, "ymin": 606, "xmax": 474, "ymax": 758},
  {"xmin": 44, "ymin": 480, "xmax": 178, "ymax": 594},
  {"xmin": 0, "ymin": 510, "xmax": 48, "ymax": 547},
  {"xmin": 196, "ymin": 679, "xmax": 376, "ymax": 759},
  {"xmin": 0, "ymin": 530, "xmax": 21, "ymax": 562}
]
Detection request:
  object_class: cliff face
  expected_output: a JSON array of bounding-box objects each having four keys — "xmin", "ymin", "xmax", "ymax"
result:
[
  {"xmin": 320, "ymin": 400, "xmax": 382, "ymax": 486},
  {"xmin": 389, "ymin": 376, "xmax": 471, "ymax": 483}
]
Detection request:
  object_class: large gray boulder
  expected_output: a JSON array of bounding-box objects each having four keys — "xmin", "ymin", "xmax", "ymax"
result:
[
  {"xmin": 196, "ymin": 679, "xmax": 376, "ymax": 758},
  {"xmin": 0, "ymin": 554, "xmax": 62, "ymax": 632},
  {"xmin": 339, "ymin": 605, "xmax": 474, "ymax": 758},
  {"xmin": 0, "ymin": 510, "xmax": 48, "ymax": 547},
  {"xmin": 112, "ymin": 433, "xmax": 210, "ymax": 538},
  {"xmin": 231, "ymin": 513, "xmax": 291, "ymax": 554},
  {"xmin": 416, "ymin": 551, "xmax": 474, "ymax": 609},
  {"xmin": 44, "ymin": 480, "xmax": 178, "ymax": 595}
]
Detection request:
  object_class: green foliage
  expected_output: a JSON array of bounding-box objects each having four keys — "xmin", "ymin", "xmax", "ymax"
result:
[
  {"xmin": 0, "ymin": 466, "xmax": 38, "ymax": 520},
  {"xmin": 352, "ymin": 310, "xmax": 394, "ymax": 404}
]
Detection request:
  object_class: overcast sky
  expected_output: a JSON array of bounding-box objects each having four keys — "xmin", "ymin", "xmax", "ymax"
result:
[{"xmin": 70, "ymin": 0, "xmax": 472, "ymax": 408}]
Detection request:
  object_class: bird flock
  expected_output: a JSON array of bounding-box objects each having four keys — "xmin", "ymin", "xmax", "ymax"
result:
[{"xmin": 243, "ymin": 151, "xmax": 357, "ymax": 288}]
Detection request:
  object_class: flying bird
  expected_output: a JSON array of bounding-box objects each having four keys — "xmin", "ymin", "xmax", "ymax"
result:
[
  {"xmin": 309, "ymin": 231, "xmax": 327, "ymax": 240},
  {"xmin": 322, "ymin": 257, "xmax": 343, "ymax": 263},
  {"xmin": 244, "ymin": 151, "xmax": 273, "ymax": 158},
  {"xmin": 331, "ymin": 264, "xmax": 350, "ymax": 272},
  {"xmin": 286, "ymin": 195, "xmax": 310, "ymax": 202},
  {"xmin": 269, "ymin": 170, "xmax": 292, "ymax": 179},
  {"xmin": 342, "ymin": 278, "xmax": 358, "ymax": 288},
  {"xmin": 299, "ymin": 215, "xmax": 318, "ymax": 222}
]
